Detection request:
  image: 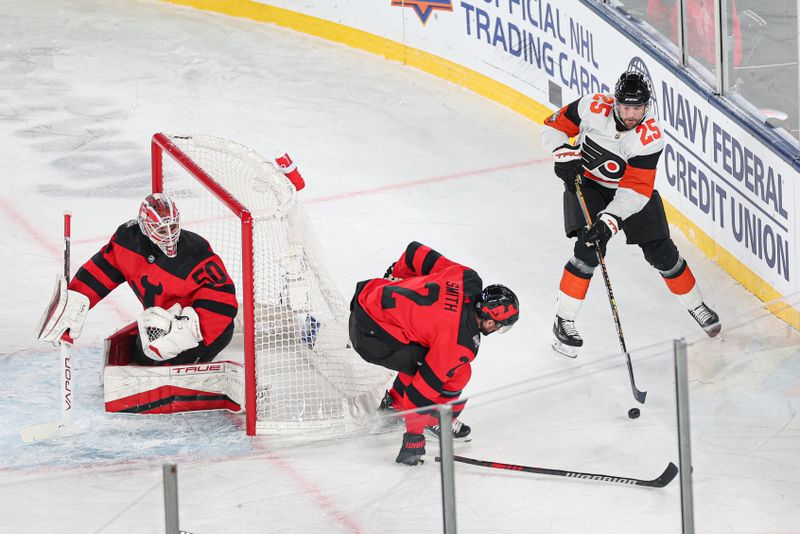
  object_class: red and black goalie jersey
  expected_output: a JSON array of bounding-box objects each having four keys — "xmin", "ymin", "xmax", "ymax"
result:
[
  {"xmin": 353, "ymin": 242, "xmax": 483, "ymax": 433},
  {"xmin": 68, "ymin": 220, "xmax": 238, "ymax": 359}
]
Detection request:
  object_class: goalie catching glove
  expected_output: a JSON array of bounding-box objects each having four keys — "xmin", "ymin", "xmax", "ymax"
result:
[
  {"xmin": 36, "ymin": 274, "xmax": 90, "ymax": 344},
  {"xmin": 137, "ymin": 303, "xmax": 204, "ymax": 362}
]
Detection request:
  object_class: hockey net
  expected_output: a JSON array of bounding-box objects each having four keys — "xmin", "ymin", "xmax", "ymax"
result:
[{"xmin": 151, "ymin": 133, "xmax": 391, "ymax": 436}]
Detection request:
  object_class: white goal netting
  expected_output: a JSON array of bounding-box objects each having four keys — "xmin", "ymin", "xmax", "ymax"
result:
[{"xmin": 155, "ymin": 134, "xmax": 391, "ymax": 435}]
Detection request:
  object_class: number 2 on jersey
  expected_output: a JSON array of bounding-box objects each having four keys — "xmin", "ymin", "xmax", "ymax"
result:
[{"xmin": 381, "ymin": 283, "xmax": 440, "ymax": 309}]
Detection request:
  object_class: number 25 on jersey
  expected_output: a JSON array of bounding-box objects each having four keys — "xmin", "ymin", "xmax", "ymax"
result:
[{"xmin": 635, "ymin": 118, "xmax": 661, "ymax": 145}]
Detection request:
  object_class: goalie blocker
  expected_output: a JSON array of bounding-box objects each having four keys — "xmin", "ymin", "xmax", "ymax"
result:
[
  {"xmin": 102, "ymin": 322, "xmax": 243, "ymax": 414},
  {"xmin": 36, "ymin": 274, "xmax": 89, "ymax": 344}
]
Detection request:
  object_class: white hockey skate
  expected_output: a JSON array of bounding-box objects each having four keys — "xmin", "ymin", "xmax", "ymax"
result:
[
  {"xmin": 551, "ymin": 315, "xmax": 583, "ymax": 358},
  {"xmin": 689, "ymin": 302, "xmax": 721, "ymax": 337}
]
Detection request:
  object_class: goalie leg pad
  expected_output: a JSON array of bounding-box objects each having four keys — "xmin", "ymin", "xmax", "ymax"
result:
[
  {"xmin": 104, "ymin": 360, "xmax": 244, "ymax": 414},
  {"xmin": 37, "ymin": 275, "xmax": 90, "ymax": 343}
]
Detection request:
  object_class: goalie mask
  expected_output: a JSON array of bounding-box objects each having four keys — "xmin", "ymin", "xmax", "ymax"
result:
[
  {"xmin": 475, "ymin": 284, "xmax": 519, "ymax": 335},
  {"xmin": 138, "ymin": 193, "xmax": 181, "ymax": 258}
]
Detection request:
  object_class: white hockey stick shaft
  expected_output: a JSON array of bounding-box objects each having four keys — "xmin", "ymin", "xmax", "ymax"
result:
[
  {"xmin": 21, "ymin": 211, "xmax": 73, "ymax": 443},
  {"xmin": 61, "ymin": 337, "xmax": 74, "ymax": 423},
  {"xmin": 61, "ymin": 211, "xmax": 73, "ymax": 422}
]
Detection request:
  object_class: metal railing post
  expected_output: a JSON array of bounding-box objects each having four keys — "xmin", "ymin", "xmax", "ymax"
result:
[
  {"xmin": 438, "ymin": 405, "xmax": 457, "ymax": 534},
  {"xmin": 677, "ymin": 0, "xmax": 688, "ymax": 66},
  {"xmin": 714, "ymin": 0, "xmax": 731, "ymax": 94},
  {"xmin": 674, "ymin": 339, "xmax": 695, "ymax": 534},
  {"xmin": 163, "ymin": 463, "xmax": 180, "ymax": 534}
]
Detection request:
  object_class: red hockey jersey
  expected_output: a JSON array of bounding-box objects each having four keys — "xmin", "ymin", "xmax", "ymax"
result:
[
  {"xmin": 68, "ymin": 220, "xmax": 238, "ymax": 353},
  {"xmin": 354, "ymin": 242, "xmax": 483, "ymax": 433}
]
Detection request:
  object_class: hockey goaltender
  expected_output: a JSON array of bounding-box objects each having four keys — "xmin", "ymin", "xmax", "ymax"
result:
[{"xmin": 36, "ymin": 193, "xmax": 243, "ymax": 414}]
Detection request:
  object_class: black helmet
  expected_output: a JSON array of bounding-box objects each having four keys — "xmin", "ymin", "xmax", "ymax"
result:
[
  {"xmin": 475, "ymin": 284, "xmax": 519, "ymax": 333},
  {"xmin": 614, "ymin": 71, "xmax": 651, "ymax": 106}
]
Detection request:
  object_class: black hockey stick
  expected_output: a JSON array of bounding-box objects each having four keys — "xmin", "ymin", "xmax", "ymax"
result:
[
  {"xmin": 575, "ymin": 178, "xmax": 647, "ymax": 404},
  {"xmin": 436, "ymin": 455, "xmax": 678, "ymax": 488}
]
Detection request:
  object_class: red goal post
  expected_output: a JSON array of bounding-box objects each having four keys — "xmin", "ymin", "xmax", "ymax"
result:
[{"xmin": 151, "ymin": 133, "xmax": 390, "ymax": 436}]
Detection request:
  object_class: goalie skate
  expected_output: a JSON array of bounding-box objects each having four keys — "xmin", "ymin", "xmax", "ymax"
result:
[{"xmin": 551, "ymin": 315, "xmax": 582, "ymax": 358}]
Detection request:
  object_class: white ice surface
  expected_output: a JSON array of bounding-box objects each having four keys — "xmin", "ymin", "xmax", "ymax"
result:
[{"xmin": 1, "ymin": 1, "xmax": 798, "ymax": 533}]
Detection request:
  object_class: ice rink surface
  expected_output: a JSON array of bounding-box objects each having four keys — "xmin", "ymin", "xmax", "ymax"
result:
[{"xmin": 1, "ymin": 1, "xmax": 798, "ymax": 532}]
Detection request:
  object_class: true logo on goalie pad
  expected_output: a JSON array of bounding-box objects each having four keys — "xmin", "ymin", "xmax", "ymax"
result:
[{"xmin": 170, "ymin": 364, "xmax": 224, "ymax": 374}]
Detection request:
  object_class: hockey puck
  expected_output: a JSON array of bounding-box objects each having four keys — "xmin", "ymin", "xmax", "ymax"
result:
[{"xmin": 628, "ymin": 408, "xmax": 641, "ymax": 419}]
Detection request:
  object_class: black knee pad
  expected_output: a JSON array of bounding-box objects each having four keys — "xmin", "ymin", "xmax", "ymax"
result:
[{"xmin": 640, "ymin": 239, "xmax": 680, "ymax": 272}]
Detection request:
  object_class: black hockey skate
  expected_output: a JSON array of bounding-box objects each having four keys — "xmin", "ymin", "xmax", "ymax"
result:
[
  {"xmin": 425, "ymin": 418, "xmax": 472, "ymax": 442},
  {"xmin": 689, "ymin": 303, "xmax": 721, "ymax": 337},
  {"xmin": 552, "ymin": 315, "xmax": 583, "ymax": 358}
]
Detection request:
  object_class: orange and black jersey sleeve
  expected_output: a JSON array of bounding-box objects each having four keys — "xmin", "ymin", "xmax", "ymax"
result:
[
  {"xmin": 68, "ymin": 220, "xmax": 238, "ymax": 349},
  {"xmin": 543, "ymin": 99, "xmax": 582, "ymax": 137},
  {"xmin": 619, "ymin": 150, "xmax": 661, "ymax": 198}
]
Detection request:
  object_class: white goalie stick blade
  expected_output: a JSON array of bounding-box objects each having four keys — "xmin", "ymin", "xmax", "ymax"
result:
[
  {"xmin": 551, "ymin": 338, "xmax": 579, "ymax": 359},
  {"xmin": 20, "ymin": 421, "xmax": 65, "ymax": 443},
  {"xmin": 21, "ymin": 342, "xmax": 74, "ymax": 444}
]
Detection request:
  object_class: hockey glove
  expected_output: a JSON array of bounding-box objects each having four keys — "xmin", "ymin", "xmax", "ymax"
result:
[
  {"xmin": 553, "ymin": 144, "xmax": 584, "ymax": 192},
  {"xmin": 37, "ymin": 274, "xmax": 90, "ymax": 344},
  {"xmin": 582, "ymin": 213, "xmax": 622, "ymax": 248},
  {"xmin": 138, "ymin": 304, "xmax": 203, "ymax": 362},
  {"xmin": 383, "ymin": 261, "xmax": 400, "ymax": 282},
  {"xmin": 395, "ymin": 432, "xmax": 426, "ymax": 466}
]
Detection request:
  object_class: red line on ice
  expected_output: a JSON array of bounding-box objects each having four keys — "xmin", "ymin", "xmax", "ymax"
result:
[
  {"xmin": 306, "ymin": 157, "xmax": 549, "ymax": 204},
  {"xmin": 0, "ymin": 196, "xmax": 130, "ymax": 321}
]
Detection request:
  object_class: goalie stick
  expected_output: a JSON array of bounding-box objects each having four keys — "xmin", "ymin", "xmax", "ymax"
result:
[
  {"xmin": 575, "ymin": 177, "xmax": 647, "ymax": 405},
  {"xmin": 21, "ymin": 211, "xmax": 74, "ymax": 443},
  {"xmin": 435, "ymin": 455, "xmax": 678, "ymax": 488}
]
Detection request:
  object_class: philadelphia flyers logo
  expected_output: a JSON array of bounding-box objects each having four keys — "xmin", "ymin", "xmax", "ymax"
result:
[{"xmin": 582, "ymin": 137, "xmax": 627, "ymax": 181}]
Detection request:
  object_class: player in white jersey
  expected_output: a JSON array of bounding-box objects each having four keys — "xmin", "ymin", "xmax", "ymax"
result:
[{"xmin": 541, "ymin": 71, "xmax": 721, "ymax": 357}]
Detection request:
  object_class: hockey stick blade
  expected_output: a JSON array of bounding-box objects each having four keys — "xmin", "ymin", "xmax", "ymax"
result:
[
  {"xmin": 20, "ymin": 421, "xmax": 65, "ymax": 443},
  {"xmin": 436, "ymin": 455, "xmax": 678, "ymax": 488},
  {"xmin": 626, "ymin": 356, "xmax": 647, "ymax": 404}
]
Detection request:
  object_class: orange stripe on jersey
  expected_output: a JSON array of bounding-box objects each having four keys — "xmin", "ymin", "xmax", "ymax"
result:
[
  {"xmin": 559, "ymin": 268, "xmax": 590, "ymax": 299},
  {"xmin": 664, "ymin": 266, "xmax": 696, "ymax": 296},
  {"xmin": 619, "ymin": 166, "xmax": 656, "ymax": 198},
  {"xmin": 544, "ymin": 105, "xmax": 580, "ymax": 137}
]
